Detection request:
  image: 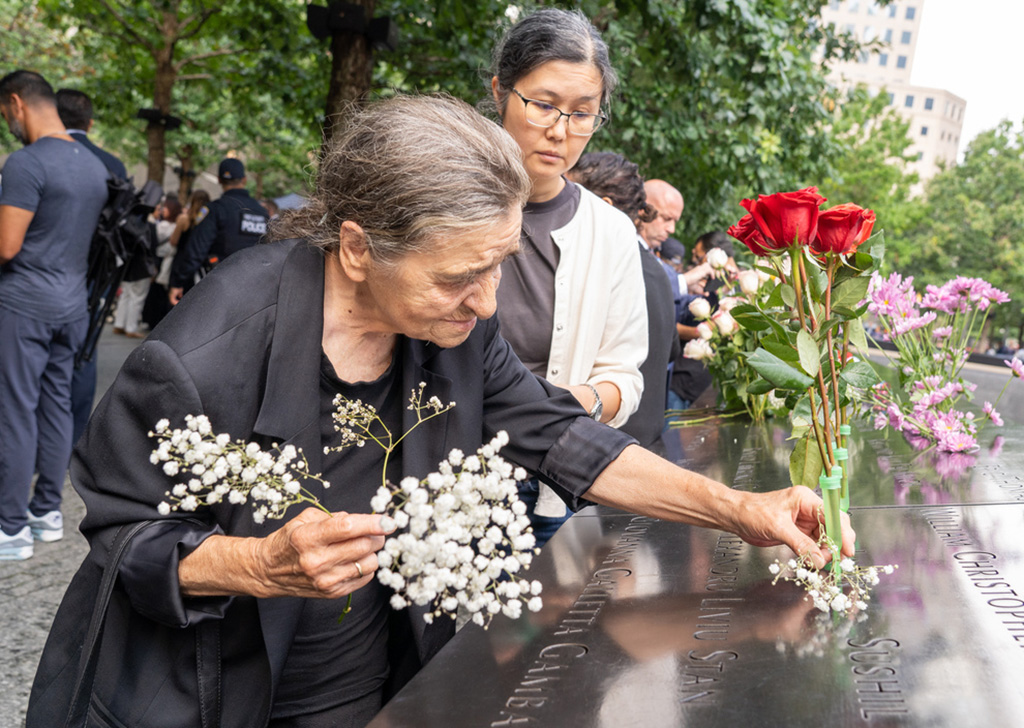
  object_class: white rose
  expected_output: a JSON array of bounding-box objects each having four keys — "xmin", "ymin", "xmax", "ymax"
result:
[
  {"xmin": 688, "ymin": 297, "xmax": 712, "ymax": 321},
  {"xmin": 737, "ymin": 269, "xmax": 761, "ymax": 295},
  {"xmin": 696, "ymin": 322, "xmax": 714, "ymax": 340},
  {"xmin": 683, "ymin": 338, "xmax": 713, "ymax": 361},
  {"xmin": 706, "ymin": 247, "xmax": 729, "ymax": 270},
  {"xmin": 712, "ymin": 310, "xmax": 739, "ymax": 337},
  {"xmin": 717, "ymin": 296, "xmax": 742, "ymax": 312}
]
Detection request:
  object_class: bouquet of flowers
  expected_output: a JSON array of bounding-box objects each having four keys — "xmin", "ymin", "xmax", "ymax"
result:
[
  {"xmin": 150, "ymin": 385, "xmax": 542, "ymax": 628},
  {"xmin": 679, "ymin": 277, "xmax": 787, "ymax": 423},
  {"xmin": 862, "ymin": 273, "xmax": 1017, "ymax": 452},
  {"xmin": 725, "ymin": 187, "xmax": 885, "ymax": 561}
]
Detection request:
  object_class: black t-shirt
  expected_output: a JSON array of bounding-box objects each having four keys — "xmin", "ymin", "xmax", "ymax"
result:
[
  {"xmin": 271, "ymin": 350, "xmax": 403, "ymax": 721},
  {"xmin": 496, "ymin": 180, "xmax": 581, "ymax": 376}
]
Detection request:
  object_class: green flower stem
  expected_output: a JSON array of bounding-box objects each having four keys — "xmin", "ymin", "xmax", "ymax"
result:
[
  {"xmin": 806, "ymin": 388, "xmax": 832, "ymax": 469},
  {"xmin": 820, "ymin": 470, "xmax": 843, "ymax": 575},
  {"xmin": 824, "ymin": 256, "xmax": 842, "ymax": 439}
]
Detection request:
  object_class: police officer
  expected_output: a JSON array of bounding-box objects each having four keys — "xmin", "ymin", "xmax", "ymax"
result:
[{"xmin": 168, "ymin": 158, "xmax": 269, "ymax": 305}]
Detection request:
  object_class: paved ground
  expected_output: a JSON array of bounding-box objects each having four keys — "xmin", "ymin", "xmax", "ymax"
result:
[
  {"xmin": 0, "ymin": 326, "xmax": 141, "ymax": 728},
  {"xmin": 1, "ymin": 333, "xmax": 1020, "ymax": 727}
]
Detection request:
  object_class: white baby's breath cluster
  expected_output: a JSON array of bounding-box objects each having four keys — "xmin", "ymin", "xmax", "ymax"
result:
[
  {"xmin": 769, "ymin": 531, "xmax": 897, "ymax": 617},
  {"xmin": 328, "ymin": 382, "xmax": 454, "ymax": 454},
  {"xmin": 370, "ymin": 431, "xmax": 543, "ymax": 628},
  {"xmin": 150, "ymin": 415, "xmax": 328, "ymax": 524}
]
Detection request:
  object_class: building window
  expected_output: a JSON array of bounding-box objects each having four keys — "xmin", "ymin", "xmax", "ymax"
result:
[
  {"xmin": 896, "ymin": 55, "xmax": 908, "ymax": 69},
  {"xmin": 864, "ymin": 25, "xmax": 876, "ymax": 41},
  {"xmin": 879, "ymin": 53, "xmax": 889, "ymax": 66},
  {"xmin": 849, "ymin": 0, "xmax": 860, "ymax": 11},
  {"xmin": 828, "ymin": 0, "xmax": 840, "ymax": 8},
  {"xmin": 924, "ymin": 97, "xmax": 934, "ymax": 110},
  {"xmin": 905, "ymin": 94, "xmax": 914, "ymax": 108},
  {"xmin": 888, "ymin": 92, "xmax": 895, "ymax": 105},
  {"xmin": 906, "ymin": 6, "xmax": 916, "ymax": 20},
  {"xmin": 940, "ymin": 131, "xmax": 945, "ymax": 140},
  {"xmin": 859, "ymin": 50, "xmax": 869, "ymax": 63},
  {"xmin": 888, "ymin": 5, "xmax": 897, "ymax": 18},
  {"xmin": 921, "ymin": 126, "xmax": 928, "ymax": 136},
  {"xmin": 916, "ymin": 152, "xmax": 923, "ymax": 161},
  {"xmin": 883, "ymin": 28, "xmax": 893, "ymax": 43},
  {"xmin": 867, "ymin": 1, "xmax": 880, "ymax": 15},
  {"xmin": 901, "ymin": 30, "xmax": 912, "ymax": 44},
  {"xmin": 845, "ymin": 23, "xmax": 856, "ymax": 34}
]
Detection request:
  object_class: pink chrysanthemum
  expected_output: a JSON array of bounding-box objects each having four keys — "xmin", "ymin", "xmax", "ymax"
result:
[
  {"xmin": 983, "ymin": 402, "xmax": 1004, "ymax": 427},
  {"xmin": 1006, "ymin": 358, "xmax": 1024, "ymax": 380}
]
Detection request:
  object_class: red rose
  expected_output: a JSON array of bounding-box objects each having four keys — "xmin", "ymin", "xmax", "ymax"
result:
[
  {"xmin": 727, "ymin": 213, "xmax": 774, "ymax": 257},
  {"xmin": 739, "ymin": 186, "xmax": 827, "ymax": 251},
  {"xmin": 811, "ymin": 203, "xmax": 876, "ymax": 256}
]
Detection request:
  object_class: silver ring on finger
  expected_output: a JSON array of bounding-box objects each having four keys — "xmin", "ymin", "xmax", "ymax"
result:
[{"xmin": 354, "ymin": 560, "xmax": 364, "ymax": 578}]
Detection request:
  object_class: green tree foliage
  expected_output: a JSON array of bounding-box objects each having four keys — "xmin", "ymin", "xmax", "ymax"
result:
[
  {"xmin": 898, "ymin": 121, "xmax": 1024, "ymax": 340},
  {"xmin": 816, "ymin": 84, "xmax": 924, "ymax": 263},
  {"xmin": 28, "ymin": 0, "xmax": 325, "ymax": 196},
  {"xmin": 375, "ymin": 0, "xmax": 862, "ymax": 243}
]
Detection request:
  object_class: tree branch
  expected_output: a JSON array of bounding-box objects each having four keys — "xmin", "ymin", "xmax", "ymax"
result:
[
  {"xmin": 177, "ymin": 7, "xmax": 218, "ymax": 42},
  {"xmin": 177, "ymin": 73, "xmax": 213, "ymax": 81},
  {"xmin": 95, "ymin": 0, "xmax": 155, "ymax": 54},
  {"xmin": 174, "ymin": 48, "xmax": 240, "ymax": 73}
]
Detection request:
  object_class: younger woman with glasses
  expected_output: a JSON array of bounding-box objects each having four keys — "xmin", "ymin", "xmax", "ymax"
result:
[{"xmin": 489, "ymin": 8, "xmax": 648, "ymax": 547}]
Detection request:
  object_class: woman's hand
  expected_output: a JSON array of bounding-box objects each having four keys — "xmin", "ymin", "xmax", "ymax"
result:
[
  {"xmin": 728, "ymin": 487, "xmax": 855, "ymax": 569},
  {"xmin": 179, "ymin": 509, "xmax": 396, "ymax": 599},
  {"xmin": 253, "ymin": 509, "xmax": 394, "ymax": 598}
]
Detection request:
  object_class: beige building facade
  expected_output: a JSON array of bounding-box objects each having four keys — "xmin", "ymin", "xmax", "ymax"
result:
[{"xmin": 820, "ymin": 0, "xmax": 965, "ymax": 186}]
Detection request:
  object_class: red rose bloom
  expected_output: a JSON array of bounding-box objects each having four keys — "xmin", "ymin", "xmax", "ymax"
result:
[
  {"xmin": 727, "ymin": 214, "xmax": 774, "ymax": 257},
  {"xmin": 811, "ymin": 203, "xmax": 876, "ymax": 256},
  {"xmin": 739, "ymin": 186, "xmax": 827, "ymax": 251}
]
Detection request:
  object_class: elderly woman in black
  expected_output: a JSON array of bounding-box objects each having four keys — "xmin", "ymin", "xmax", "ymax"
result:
[{"xmin": 29, "ymin": 96, "xmax": 852, "ymax": 728}]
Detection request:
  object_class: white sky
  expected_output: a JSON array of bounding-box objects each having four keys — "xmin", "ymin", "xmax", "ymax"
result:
[{"xmin": 912, "ymin": 0, "xmax": 1024, "ymax": 151}]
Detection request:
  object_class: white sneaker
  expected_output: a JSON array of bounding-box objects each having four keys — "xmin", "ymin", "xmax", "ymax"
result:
[
  {"xmin": 26, "ymin": 510, "xmax": 64, "ymax": 542},
  {"xmin": 0, "ymin": 526, "xmax": 34, "ymax": 560}
]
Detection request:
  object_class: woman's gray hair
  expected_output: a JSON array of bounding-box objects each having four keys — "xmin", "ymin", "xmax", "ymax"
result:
[
  {"xmin": 270, "ymin": 94, "xmax": 531, "ymax": 265},
  {"xmin": 489, "ymin": 8, "xmax": 618, "ymax": 117}
]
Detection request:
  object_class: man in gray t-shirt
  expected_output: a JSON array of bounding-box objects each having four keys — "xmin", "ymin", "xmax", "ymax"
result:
[{"xmin": 0, "ymin": 70, "xmax": 108, "ymax": 559}]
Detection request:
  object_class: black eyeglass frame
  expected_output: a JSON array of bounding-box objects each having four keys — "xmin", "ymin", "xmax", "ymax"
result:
[{"xmin": 509, "ymin": 88, "xmax": 608, "ymax": 136}]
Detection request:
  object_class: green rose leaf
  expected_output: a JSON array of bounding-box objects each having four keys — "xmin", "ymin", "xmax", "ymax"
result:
[
  {"xmin": 747, "ymin": 348, "xmax": 815, "ymax": 391},
  {"xmin": 847, "ymin": 317, "xmax": 870, "ymax": 355},
  {"xmin": 831, "ymin": 276, "xmax": 871, "ymax": 311},
  {"xmin": 839, "ymin": 360, "xmax": 881, "ymax": 389},
  {"xmin": 746, "ymin": 378, "xmax": 775, "ymax": 395},
  {"xmin": 796, "ymin": 329, "xmax": 820, "ymax": 377},
  {"xmin": 780, "ymin": 284, "xmax": 796, "ymax": 308},
  {"xmin": 790, "ymin": 431, "xmax": 824, "ymax": 488}
]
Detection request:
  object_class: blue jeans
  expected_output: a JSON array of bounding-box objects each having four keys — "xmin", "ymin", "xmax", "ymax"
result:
[
  {"xmin": 517, "ymin": 477, "xmax": 572, "ymax": 550},
  {"xmin": 0, "ymin": 309, "xmax": 86, "ymax": 534}
]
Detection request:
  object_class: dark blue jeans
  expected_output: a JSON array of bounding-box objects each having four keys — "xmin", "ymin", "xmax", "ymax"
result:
[
  {"xmin": 518, "ymin": 477, "xmax": 572, "ymax": 550},
  {"xmin": 0, "ymin": 309, "xmax": 86, "ymax": 534}
]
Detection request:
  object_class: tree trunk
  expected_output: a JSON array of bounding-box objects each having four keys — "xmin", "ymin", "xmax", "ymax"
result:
[
  {"xmin": 322, "ymin": 0, "xmax": 376, "ymax": 145},
  {"xmin": 146, "ymin": 13, "xmax": 178, "ymax": 185}
]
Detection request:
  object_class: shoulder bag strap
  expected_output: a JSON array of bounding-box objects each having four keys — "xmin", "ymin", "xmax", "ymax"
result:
[
  {"xmin": 63, "ymin": 522, "xmax": 147, "ymax": 728},
  {"xmin": 62, "ymin": 521, "xmax": 223, "ymax": 728}
]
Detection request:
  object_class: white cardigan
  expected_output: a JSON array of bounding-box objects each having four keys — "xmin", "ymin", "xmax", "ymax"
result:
[{"xmin": 533, "ymin": 184, "xmax": 648, "ymax": 517}]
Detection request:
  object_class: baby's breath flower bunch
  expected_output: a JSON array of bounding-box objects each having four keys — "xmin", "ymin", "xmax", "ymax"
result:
[
  {"xmin": 369, "ymin": 431, "xmax": 543, "ymax": 628},
  {"xmin": 150, "ymin": 415, "xmax": 329, "ymax": 523},
  {"xmin": 769, "ymin": 529, "xmax": 897, "ymax": 617}
]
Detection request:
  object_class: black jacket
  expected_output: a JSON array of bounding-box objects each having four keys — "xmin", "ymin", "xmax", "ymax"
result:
[
  {"xmin": 68, "ymin": 130, "xmax": 127, "ymax": 180},
  {"xmin": 28, "ymin": 239, "xmax": 633, "ymax": 727},
  {"xmin": 168, "ymin": 188, "xmax": 269, "ymax": 288}
]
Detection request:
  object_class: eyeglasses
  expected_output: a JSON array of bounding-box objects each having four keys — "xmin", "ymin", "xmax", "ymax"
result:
[{"xmin": 509, "ymin": 88, "xmax": 607, "ymax": 136}]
